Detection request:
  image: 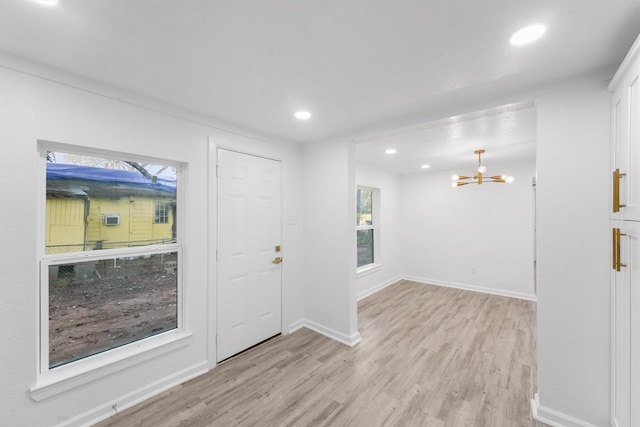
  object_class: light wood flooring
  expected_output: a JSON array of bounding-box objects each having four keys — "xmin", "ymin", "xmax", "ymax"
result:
[{"xmin": 96, "ymin": 280, "xmax": 538, "ymax": 426}]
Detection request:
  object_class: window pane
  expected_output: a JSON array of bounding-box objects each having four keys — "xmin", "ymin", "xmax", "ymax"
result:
[
  {"xmin": 357, "ymin": 229, "xmax": 374, "ymax": 267},
  {"xmin": 49, "ymin": 252, "xmax": 178, "ymax": 368},
  {"xmin": 155, "ymin": 202, "xmax": 170, "ymax": 224},
  {"xmin": 357, "ymin": 188, "xmax": 373, "ymax": 226},
  {"xmin": 46, "ymin": 152, "xmax": 177, "ymax": 254}
]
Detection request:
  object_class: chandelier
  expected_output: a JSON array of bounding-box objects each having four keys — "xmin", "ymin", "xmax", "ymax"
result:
[{"xmin": 451, "ymin": 149, "xmax": 514, "ymax": 187}]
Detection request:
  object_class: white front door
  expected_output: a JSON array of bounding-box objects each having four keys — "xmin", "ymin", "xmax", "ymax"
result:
[{"xmin": 217, "ymin": 149, "xmax": 282, "ymax": 362}]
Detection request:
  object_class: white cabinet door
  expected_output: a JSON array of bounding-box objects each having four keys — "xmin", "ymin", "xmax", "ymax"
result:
[
  {"xmin": 611, "ymin": 220, "xmax": 640, "ymax": 427},
  {"xmin": 612, "ymin": 55, "xmax": 640, "ymax": 221},
  {"xmin": 612, "ymin": 82, "xmax": 628, "ymax": 221}
]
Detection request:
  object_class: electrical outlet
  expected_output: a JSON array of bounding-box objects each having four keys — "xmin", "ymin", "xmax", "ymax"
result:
[{"xmin": 470, "ymin": 266, "xmax": 476, "ymax": 274}]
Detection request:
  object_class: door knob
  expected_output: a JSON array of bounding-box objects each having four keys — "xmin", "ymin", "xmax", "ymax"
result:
[{"xmin": 273, "ymin": 257, "xmax": 282, "ymax": 264}]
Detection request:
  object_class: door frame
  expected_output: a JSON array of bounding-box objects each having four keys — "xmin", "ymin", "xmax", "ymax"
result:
[{"xmin": 207, "ymin": 137, "xmax": 285, "ymax": 368}]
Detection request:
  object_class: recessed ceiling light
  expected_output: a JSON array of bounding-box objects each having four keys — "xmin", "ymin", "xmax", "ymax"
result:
[
  {"xmin": 421, "ymin": 164, "xmax": 430, "ymax": 169},
  {"xmin": 510, "ymin": 24, "xmax": 546, "ymax": 46},
  {"xmin": 33, "ymin": 0, "xmax": 59, "ymax": 6},
  {"xmin": 294, "ymin": 111, "xmax": 311, "ymax": 120},
  {"xmin": 385, "ymin": 148, "xmax": 397, "ymax": 155}
]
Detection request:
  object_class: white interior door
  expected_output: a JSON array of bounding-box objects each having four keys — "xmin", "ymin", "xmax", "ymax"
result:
[{"xmin": 217, "ymin": 149, "xmax": 282, "ymax": 362}]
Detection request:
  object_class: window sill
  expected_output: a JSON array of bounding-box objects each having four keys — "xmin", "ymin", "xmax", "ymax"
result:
[
  {"xmin": 30, "ymin": 329, "xmax": 192, "ymax": 402},
  {"xmin": 357, "ymin": 263, "xmax": 383, "ymax": 278}
]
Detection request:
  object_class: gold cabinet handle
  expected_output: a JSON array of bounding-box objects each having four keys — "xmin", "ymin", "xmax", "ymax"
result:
[
  {"xmin": 613, "ymin": 228, "xmax": 617, "ymax": 270},
  {"xmin": 272, "ymin": 257, "xmax": 282, "ymax": 264},
  {"xmin": 619, "ymin": 230, "xmax": 627, "ymax": 270},
  {"xmin": 613, "ymin": 228, "xmax": 627, "ymax": 271},
  {"xmin": 613, "ymin": 169, "xmax": 627, "ymax": 213}
]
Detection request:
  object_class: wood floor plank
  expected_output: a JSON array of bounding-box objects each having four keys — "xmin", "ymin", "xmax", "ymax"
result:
[{"xmin": 95, "ymin": 280, "xmax": 537, "ymax": 426}]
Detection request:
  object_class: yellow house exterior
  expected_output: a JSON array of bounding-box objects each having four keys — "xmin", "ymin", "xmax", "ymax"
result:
[
  {"xmin": 46, "ymin": 197, "xmax": 175, "ymax": 254},
  {"xmin": 46, "ymin": 198, "xmax": 86, "ymax": 254},
  {"xmin": 86, "ymin": 197, "xmax": 174, "ymax": 248},
  {"xmin": 46, "ymin": 163, "xmax": 176, "ymax": 254}
]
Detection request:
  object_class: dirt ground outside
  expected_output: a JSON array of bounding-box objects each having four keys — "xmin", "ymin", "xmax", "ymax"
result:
[{"xmin": 48, "ymin": 252, "xmax": 177, "ymax": 368}]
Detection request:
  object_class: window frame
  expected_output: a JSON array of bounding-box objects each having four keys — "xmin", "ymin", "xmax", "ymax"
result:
[
  {"xmin": 33, "ymin": 141, "xmax": 189, "ymax": 400},
  {"xmin": 356, "ymin": 186, "xmax": 381, "ymax": 274}
]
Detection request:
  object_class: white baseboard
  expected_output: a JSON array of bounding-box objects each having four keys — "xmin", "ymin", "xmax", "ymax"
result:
[
  {"xmin": 357, "ymin": 275, "xmax": 403, "ymax": 301},
  {"xmin": 287, "ymin": 319, "xmax": 305, "ymax": 334},
  {"xmin": 291, "ymin": 319, "xmax": 361, "ymax": 347},
  {"xmin": 403, "ymin": 275, "xmax": 537, "ymax": 302},
  {"xmin": 58, "ymin": 361, "xmax": 209, "ymax": 427},
  {"xmin": 531, "ymin": 393, "xmax": 601, "ymax": 427}
]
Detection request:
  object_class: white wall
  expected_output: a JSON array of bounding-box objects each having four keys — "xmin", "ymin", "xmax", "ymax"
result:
[
  {"xmin": 355, "ymin": 163, "xmax": 404, "ymax": 299},
  {"xmin": 400, "ymin": 161, "xmax": 536, "ymax": 300},
  {"xmin": 302, "ymin": 141, "xmax": 360, "ymax": 345},
  {"xmin": 0, "ymin": 52, "xmax": 616, "ymax": 427},
  {"xmin": 0, "ymin": 58, "xmax": 304, "ymax": 427},
  {"xmin": 534, "ymin": 80, "xmax": 611, "ymax": 426}
]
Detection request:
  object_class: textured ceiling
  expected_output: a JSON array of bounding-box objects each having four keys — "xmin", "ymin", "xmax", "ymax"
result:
[
  {"xmin": 1, "ymin": 1, "xmax": 639, "ymax": 170},
  {"xmin": 356, "ymin": 102, "xmax": 536, "ymax": 174}
]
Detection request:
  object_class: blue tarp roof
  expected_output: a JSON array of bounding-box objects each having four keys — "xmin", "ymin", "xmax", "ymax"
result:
[{"xmin": 46, "ymin": 163, "xmax": 176, "ymax": 194}]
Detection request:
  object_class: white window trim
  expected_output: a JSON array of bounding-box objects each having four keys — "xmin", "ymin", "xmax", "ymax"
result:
[
  {"xmin": 34, "ymin": 141, "xmax": 187, "ymax": 400},
  {"xmin": 31, "ymin": 328, "xmax": 192, "ymax": 401},
  {"xmin": 357, "ymin": 262, "xmax": 383, "ymax": 277},
  {"xmin": 356, "ymin": 186, "xmax": 381, "ymax": 272}
]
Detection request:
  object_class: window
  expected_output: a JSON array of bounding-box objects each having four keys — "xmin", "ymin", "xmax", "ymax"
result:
[
  {"xmin": 357, "ymin": 187, "xmax": 376, "ymax": 269},
  {"xmin": 40, "ymin": 144, "xmax": 182, "ymax": 375},
  {"xmin": 47, "ymin": 252, "xmax": 178, "ymax": 368},
  {"xmin": 155, "ymin": 202, "xmax": 170, "ymax": 224}
]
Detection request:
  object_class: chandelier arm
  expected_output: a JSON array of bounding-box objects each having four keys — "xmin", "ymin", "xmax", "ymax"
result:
[{"xmin": 453, "ymin": 149, "xmax": 511, "ymax": 187}]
